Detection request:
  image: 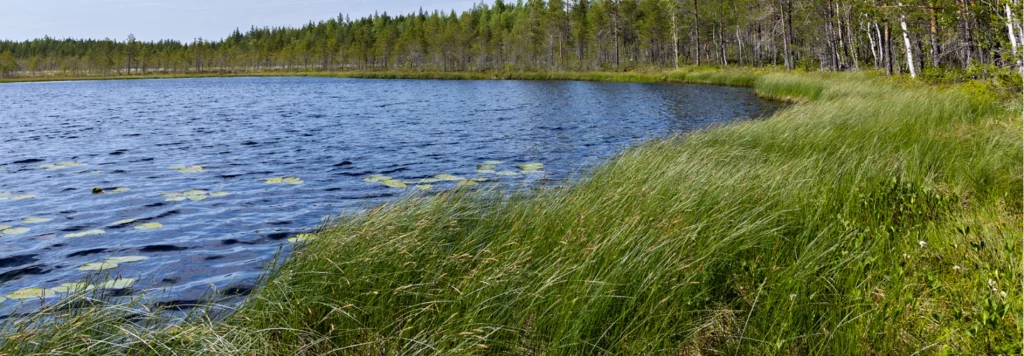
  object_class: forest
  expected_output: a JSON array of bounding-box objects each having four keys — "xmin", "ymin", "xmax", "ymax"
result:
[{"xmin": 0, "ymin": 0, "xmax": 1022, "ymax": 78}]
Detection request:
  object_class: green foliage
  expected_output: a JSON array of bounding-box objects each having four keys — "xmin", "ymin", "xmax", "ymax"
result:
[{"xmin": 0, "ymin": 71, "xmax": 1018, "ymax": 354}]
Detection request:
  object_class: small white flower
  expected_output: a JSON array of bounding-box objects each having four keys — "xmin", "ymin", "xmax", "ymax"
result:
[
  {"xmin": 988, "ymin": 279, "xmax": 997, "ymax": 288},
  {"xmin": 952, "ymin": 265, "xmax": 961, "ymax": 272},
  {"xmin": 902, "ymin": 254, "xmax": 911, "ymax": 260},
  {"xmin": 918, "ymin": 240, "xmax": 927, "ymax": 248},
  {"xmin": 789, "ymin": 294, "xmax": 796, "ymax": 301}
]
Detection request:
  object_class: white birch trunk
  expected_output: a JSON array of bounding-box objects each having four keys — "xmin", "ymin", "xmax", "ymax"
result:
[{"xmin": 898, "ymin": 3, "xmax": 917, "ymax": 78}]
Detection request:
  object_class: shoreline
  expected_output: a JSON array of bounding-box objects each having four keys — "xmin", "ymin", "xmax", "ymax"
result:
[{"xmin": 2, "ymin": 70, "xmax": 1019, "ymax": 354}]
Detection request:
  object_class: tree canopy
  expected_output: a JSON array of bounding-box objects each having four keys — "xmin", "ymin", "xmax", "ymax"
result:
[{"xmin": 0, "ymin": 0, "xmax": 1020, "ymax": 77}]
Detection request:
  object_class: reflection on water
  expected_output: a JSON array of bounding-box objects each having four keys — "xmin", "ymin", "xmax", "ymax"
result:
[{"xmin": 0, "ymin": 76, "xmax": 779, "ymax": 315}]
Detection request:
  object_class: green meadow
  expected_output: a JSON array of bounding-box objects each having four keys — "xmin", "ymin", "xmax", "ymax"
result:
[{"xmin": 2, "ymin": 70, "xmax": 1020, "ymax": 354}]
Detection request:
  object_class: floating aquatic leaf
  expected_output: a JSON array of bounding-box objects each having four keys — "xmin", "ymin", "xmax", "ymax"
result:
[
  {"xmin": 11, "ymin": 194, "xmax": 35, "ymax": 200},
  {"xmin": 475, "ymin": 169, "xmax": 496, "ymax": 174},
  {"xmin": 183, "ymin": 189, "xmax": 206, "ymax": 195},
  {"xmin": 287, "ymin": 233, "xmax": 317, "ymax": 243},
  {"xmin": 105, "ymin": 256, "xmax": 148, "ymax": 263},
  {"xmin": 282, "ymin": 177, "xmax": 304, "ymax": 185},
  {"xmin": 363, "ymin": 175, "xmax": 390, "ymax": 183},
  {"xmin": 415, "ymin": 184, "xmax": 432, "ymax": 191},
  {"xmin": 98, "ymin": 278, "xmax": 134, "ymax": 289},
  {"xmin": 381, "ymin": 179, "xmax": 407, "ymax": 188},
  {"xmin": 110, "ymin": 187, "xmax": 130, "ymax": 193},
  {"xmin": 78, "ymin": 261, "xmax": 118, "ymax": 271},
  {"xmin": 187, "ymin": 194, "xmax": 207, "ymax": 201},
  {"xmin": 519, "ymin": 163, "xmax": 544, "ymax": 172},
  {"xmin": 134, "ymin": 222, "xmax": 163, "ymax": 230},
  {"xmin": 183, "ymin": 190, "xmax": 207, "ymax": 201},
  {"xmin": 265, "ymin": 177, "xmax": 283, "ymax": 184},
  {"xmin": 2, "ymin": 227, "xmax": 29, "ymax": 235},
  {"xmin": 457, "ymin": 180, "xmax": 478, "ymax": 187},
  {"xmin": 39, "ymin": 161, "xmax": 82, "ymax": 171},
  {"xmin": 417, "ymin": 178, "xmax": 442, "ymax": 184},
  {"xmin": 48, "ymin": 282, "xmax": 93, "ymax": 293},
  {"xmin": 471, "ymin": 177, "xmax": 488, "ymax": 182},
  {"xmin": 435, "ymin": 174, "xmax": 464, "ymax": 181},
  {"xmin": 160, "ymin": 192, "xmax": 183, "ymax": 197},
  {"xmin": 0, "ymin": 225, "xmax": 10, "ymax": 230},
  {"xmin": 0, "ymin": 192, "xmax": 11, "ymax": 199},
  {"xmin": 209, "ymin": 191, "xmax": 230, "ymax": 197},
  {"xmin": 166, "ymin": 196, "xmax": 186, "ymax": 202},
  {"xmin": 7, "ymin": 287, "xmax": 55, "ymax": 299},
  {"xmin": 476, "ymin": 164, "xmax": 496, "ymax": 171},
  {"xmin": 482, "ymin": 160, "xmax": 504, "ymax": 165},
  {"xmin": 112, "ymin": 218, "xmax": 138, "ymax": 226},
  {"xmin": 64, "ymin": 229, "xmax": 104, "ymax": 238},
  {"xmin": 175, "ymin": 166, "xmax": 203, "ymax": 173},
  {"xmin": 168, "ymin": 165, "xmax": 186, "ymax": 170},
  {"xmin": 21, "ymin": 217, "xmax": 51, "ymax": 224}
]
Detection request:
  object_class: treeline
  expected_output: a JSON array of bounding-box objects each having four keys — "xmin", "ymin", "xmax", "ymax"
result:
[{"xmin": 1, "ymin": 0, "xmax": 1021, "ymax": 78}]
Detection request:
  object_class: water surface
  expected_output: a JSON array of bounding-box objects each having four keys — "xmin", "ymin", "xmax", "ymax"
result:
[{"xmin": 0, "ymin": 76, "xmax": 779, "ymax": 314}]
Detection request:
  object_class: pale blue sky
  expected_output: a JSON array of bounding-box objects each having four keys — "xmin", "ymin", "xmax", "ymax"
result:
[{"xmin": 1, "ymin": 0, "xmax": 478, "ymax": 42}]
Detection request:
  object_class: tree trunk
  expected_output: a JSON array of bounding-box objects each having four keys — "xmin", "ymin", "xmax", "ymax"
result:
[
  {"xmin": 672, "ymin": 10, "xmax": 680, "ymax": 69},
  {"xmin": 898, "ymin": 3, "xmax": 916, "ymax": 78},
  {"xmin": 694, "ymin": 0, "xmax": 701, "ymax": 66},
  {"xmin": 884, "ymin": 21, "xmax": 893, "ymax": 75},
  {"xmin": 1005, "ymin": 3, "xmax": 1019, "ymax": 65},
  {"xmin": 929, "ymin": 2, "xmax": 940, "ymax": 67}
]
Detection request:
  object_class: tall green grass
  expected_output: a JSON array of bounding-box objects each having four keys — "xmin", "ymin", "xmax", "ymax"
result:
[{"xmin": 1, "ymin": 71, "xmax": 1019, "ymax": 355}]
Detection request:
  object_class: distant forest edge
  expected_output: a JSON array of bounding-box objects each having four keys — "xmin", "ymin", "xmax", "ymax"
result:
[{"xmin": 1, "ymin": 0, "xmax": 1022, "ymax": 81}]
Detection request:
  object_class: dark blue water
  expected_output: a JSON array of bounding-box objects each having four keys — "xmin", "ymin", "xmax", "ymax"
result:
[{"xmin": 0, "ymin": 76, "xmax": 778, "ymax": 314}]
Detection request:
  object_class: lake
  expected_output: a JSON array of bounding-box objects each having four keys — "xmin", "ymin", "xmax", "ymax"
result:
[{"xmin": 0, "ymin": 76, "xmax": 779, "ymax": 315}]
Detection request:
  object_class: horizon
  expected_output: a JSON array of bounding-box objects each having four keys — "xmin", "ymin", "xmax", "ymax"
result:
[{"xmin": 0, "ymin": 0, "xmax": 478, "ymax": 43}]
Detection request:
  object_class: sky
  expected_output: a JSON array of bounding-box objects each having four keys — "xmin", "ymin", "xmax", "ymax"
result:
[{"xmin": 1, "ymin": 0, "xmax": 479, "ymax": 42}]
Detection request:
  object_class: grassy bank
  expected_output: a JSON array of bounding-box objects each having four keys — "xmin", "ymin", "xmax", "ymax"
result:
[
  {"xmin": 2, "ymin": 70, "xmax": 1020, "ymax": 354},
  {"xmin": 0, "ymin": 67, "xmax": 766, "ymax": 87}
]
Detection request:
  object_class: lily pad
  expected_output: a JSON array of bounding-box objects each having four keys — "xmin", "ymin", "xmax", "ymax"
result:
[
  {"xmin": 282, "ymin": 177, "xmax": 304, "ymax": 185},
  {"xmin": 174, "ymin": 166, "xmax": 203, "ymax": 173},
  {"xmin": 134, "ymin": 222, "xmax": 163, "ymax": 230},
  {"xmin": 476, "ymin": 164, "xmax": 496, "ymax": 172},
  {"xmin": 105, "ymin": 256, "xmax": 148, "ymax": 263},
  {"xmin": 186, "ymin": 194, "xmax": 207, "ymax": 201},
  {"xmin": 39, "ymin": 161, "xmax": 82, "ymax": 170},
  {"xmin": 381, "ymin": 179, "xmax": 407, "ymax": 188},
  {"xmin": 435, "ymin": 174, "xmax": 465, "ymax": 181},
  {"xmin": 415, "ymin": 184, "xmax": 432, "ymax": 191},
  {"xmin": 0, "ymin": 225, "xmax": 10, "ymax": 230},
  {"xmin": 183, "ymin": 189, "xmax": 206, "ymax": 195},
  {"xmin": 168, "ymin": 165, "xmax": 186, "ymax": 170},
  {"xmin": 265, "ymin": 177, "xmax": 284, "ymax": 184},
  {"xmin": 78, "ymin": 261, "xmax": 118, "ymax": 271},
  {"xmin": 363, "ymin": 175, "xmax": 391, "ymax": 183},
  {"xmin": 457, "ymin": 180, "xmax": 479, "ymax": 187},
  {"xmin": 7, "ymin": 287, "xmax": 55, "ymax": 299},
  {"xmin": 112, "ymin": 218, "xmax": 138, "ymax": 226},
  {"xmin": 64, "ymin": 229, "xmax": 105, "ymax": 238},
  {"xmin": 287, "ymin": 233, "xmax": 317, "ymax": 243},
  {"xmin": 209, "ymin": 191, "xmax": 230, "ymax": 197},
  {"xmin": 166, "ymin": 196, "xmax": 186, "ymax": 202},
  {"xmin": 475, "ymin": 169, "xmax": 496, "ymax": 174},
  {"xmin": 0, "ymin": 192, "xmax": 10, "ymax": 199},
  {"xmin": 519, "ymin": 163, "xmax": 544, "ymax": 172},
  {"xmin": 11, "ymin": 194, "xmax": 36, "ymax": 200},
  {"xmin": 98, "ymin": 278, "xmax": 135, "ymax": 289},
  {"xmin": 21, "ymin": 217, "xmax": 51, "ymax": 224},
  {"xmin": 2, "ymin": 227, "xmax": 29, "ymax": 235},
  {"xmin": 48, "ymin": 282, "xmax": 93, "ymax": 293}
]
